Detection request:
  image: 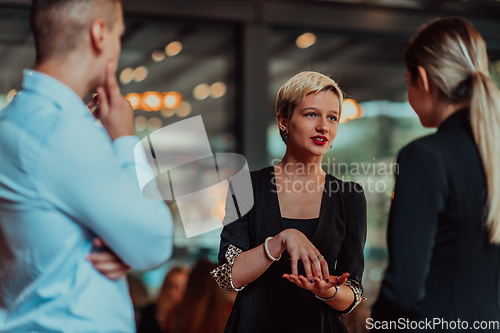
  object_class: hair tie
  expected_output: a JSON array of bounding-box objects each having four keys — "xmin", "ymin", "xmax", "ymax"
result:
[{"xmin": 451, "ymin": 74, "xmax": 474, "ymax": 100}]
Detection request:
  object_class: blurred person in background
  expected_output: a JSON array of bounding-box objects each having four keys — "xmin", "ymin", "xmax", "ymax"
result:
[
  {"xmin": 211, "ymin": 71, "xmax": 367, "ymax": 333},
  {"xmin": 165, "ymin": 259, "xmax": 234, "ymax": 333},
  {"xmin": 137, "ymin": 266, "xmax": 190, "ymax": 333},
  {"xmin": 127, "ymin": 274, "xmax": 151, "ymax": 325},
  {"xmin": 0, "ymin": 0, "xmax": 173, "ymax": 332},
  {"xmin": 371, "ymin": 18, "xmax": 500, "ymax": 331}
]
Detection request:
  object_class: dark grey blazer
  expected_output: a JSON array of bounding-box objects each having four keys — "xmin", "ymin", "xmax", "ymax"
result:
[
  {"xmin": 218, "ymin": 166, "xmax": 367, "ymax": 333},
  {"xmin": 371, "ymin": 108, "xmax": 500, "ymax": 332}
]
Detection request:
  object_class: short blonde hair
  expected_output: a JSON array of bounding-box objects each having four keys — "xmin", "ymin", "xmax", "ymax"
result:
[{"xmin": 276, "ymin": 71, "xmax": 344, "ymax": 142}]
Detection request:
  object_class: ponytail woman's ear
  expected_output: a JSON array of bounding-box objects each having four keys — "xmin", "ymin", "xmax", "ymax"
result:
[{"xmin": 417, "ymin": 65, "xmax": 431, "ymax": 93}]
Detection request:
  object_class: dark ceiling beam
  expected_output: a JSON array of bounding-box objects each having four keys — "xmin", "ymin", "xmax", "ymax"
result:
[
  {"xmin": 107, "ymin": 0, "xmax": 500, "ymax": 52},
  {"xmin": 121, "ymin": 0, "xmax": 255, "ymax": 22},
  {"xmin": 1, "ymin": 0, "xmax": 500, "ymax": 45},
  {"xmin": 117, "ymin": 0, "xmax": 500, "ymax": 47},
  {"xmin": 0, "ymin": 0, "xmax": 29, "ymax": 8},
  {"xmin": 261, "ymin": 1, "xmax": 500, "ymax": 43}
]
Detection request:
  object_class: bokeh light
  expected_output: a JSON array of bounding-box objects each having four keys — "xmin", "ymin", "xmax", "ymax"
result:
[
  {"xmin": 142, "ymin": 91, "xmax": 162, "ymax": 111},
  {"xmin": 135, "ymin": 116, "xmax": 147, "ymax": 131},
  {"xmin": 165, "ymin": 41, "xmax": 182, "ymax": 57},
  {"xmin": 147, "ymin": 117, "xmax": 162, "ymax": 131},
  {"xmin": 176, "ymin": 101, "xmax": 192, "ymax": 117},
  {"xmin": 151, "ymin": 50, "xmax": 165, "ymax": 62},
  {"xmin": 340, "ymin": 99, "xmax": 362, "ymax": 123},
  {"xmin": 296, "ymin": 32, "xmax": 316, "ymax": 49},
  {"xmin": 133, "ymin": 66, "xmax": 148, "ymax": 82},
  {"xmin": 119, "ymin": 68, "xmax": 134, "ymax": 85},
  {"xmin": 210, "ymin": 82, "xmax": 227, "ymax": 98},
  {"xmin": 161, "ymin": 108, "xmax": 176, "ymax": 118},
  {"xmin": 162, "ymin": 91, "xmax": 183, "ymax": 109},
  {"xmin": 125, "ymin": 93, "xmax": 141, "ymax": 109},
  {"xmin": 193, "ymin": 83, "xmax": 210, "ymax": 100}
]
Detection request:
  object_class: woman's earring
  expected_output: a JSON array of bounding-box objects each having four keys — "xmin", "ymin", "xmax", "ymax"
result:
[
  {"xmin": 283, "ymin": 129, "xmax": 288, "ymax": 143},
  {"xmin": 330, "ymin": 144, "xmax": 332, "ymax": 149}
]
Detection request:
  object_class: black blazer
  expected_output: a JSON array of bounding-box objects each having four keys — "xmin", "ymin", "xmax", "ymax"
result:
[
  {"xmin": 218, "ymin": 166, "xmax": 367, "ymax": 333},
  {"xmin": 371, "ymin": 108, "xmax": 500, "ymax": 332}
]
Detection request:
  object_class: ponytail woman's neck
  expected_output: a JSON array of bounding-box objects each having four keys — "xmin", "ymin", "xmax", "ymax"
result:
[{"xmin": 434, "ymin": 100, "xmax": 470, "ymax": 128}]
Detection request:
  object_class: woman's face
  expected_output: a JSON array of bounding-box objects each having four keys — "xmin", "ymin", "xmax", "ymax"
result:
[
  {"xmin": 286, "ymin": 90, "xmax": 340, "ymax": 156},
  {"xmin": 167, "ymin": 272, "xmax": 188, "ymax": 304}
]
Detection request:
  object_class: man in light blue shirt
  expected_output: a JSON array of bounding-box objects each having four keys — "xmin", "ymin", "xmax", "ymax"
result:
[{"xmin": 0, "ymin": 0, "xmax": 173, "ymax": 332}]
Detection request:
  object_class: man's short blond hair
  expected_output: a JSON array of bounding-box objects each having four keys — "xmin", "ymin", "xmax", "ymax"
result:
[
  {"xmin": 276, "ymin": 71, "xmax": 344, "ymax": 142},
  {"xmin": 30, "ymin": 0, "xmax": 122, "ymax": 63}
]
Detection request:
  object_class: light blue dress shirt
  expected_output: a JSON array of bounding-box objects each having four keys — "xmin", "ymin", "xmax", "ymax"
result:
[{"xmin": 0, "ymin": 70, "xmax": 173, "ymax": 332}]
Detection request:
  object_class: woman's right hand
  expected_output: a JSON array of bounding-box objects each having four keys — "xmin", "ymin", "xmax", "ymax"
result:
[{"xmin": 278, "ymin": 229, "xmax": 330, "ymax": 283}]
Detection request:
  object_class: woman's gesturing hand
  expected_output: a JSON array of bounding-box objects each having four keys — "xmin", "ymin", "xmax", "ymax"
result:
[
  {"xmin": 282, "ymin": 272, "xmax": 350, "ymax": 298},
  {"xmin": 278, "ymin": 228, "xmax": 330, "ymax": 282}
]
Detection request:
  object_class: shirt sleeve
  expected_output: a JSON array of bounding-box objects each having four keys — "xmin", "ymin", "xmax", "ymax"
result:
[
  {"xmin": 38, "ymin": 116, "xmax": 173, "ymax": 271},
  {"xmin": 334, "ymin": 182, "xmax": 367, "ymax": 315},
  {"xmin": 371, "ymin": 141, "xmax": 448, "ymax": 325}
]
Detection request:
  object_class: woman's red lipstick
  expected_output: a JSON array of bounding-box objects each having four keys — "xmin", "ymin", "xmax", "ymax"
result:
[{"xmin": 311, "ymin": 136, "xmax": 327, "ymax": 145}]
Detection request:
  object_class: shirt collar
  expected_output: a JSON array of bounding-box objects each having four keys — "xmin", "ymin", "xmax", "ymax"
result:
[{"xmin": 21, "ymin": 69, "xmax": 91, "ymax": 118}]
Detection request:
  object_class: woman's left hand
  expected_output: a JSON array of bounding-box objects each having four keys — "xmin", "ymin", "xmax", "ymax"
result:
[{"xmin": 282, "ymin": 272, "xmax": 350, "ymax": 298}]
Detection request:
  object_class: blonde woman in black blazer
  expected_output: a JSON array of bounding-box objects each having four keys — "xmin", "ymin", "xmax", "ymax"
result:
[{"xmin": 372, "ymin": 18, "xmax": 500, "ymax": 332}]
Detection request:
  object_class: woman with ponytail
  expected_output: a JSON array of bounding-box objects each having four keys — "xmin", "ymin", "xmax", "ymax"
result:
[{"xmin": 371, "ymin": 18, "xmax": 500, "ymax": 331}]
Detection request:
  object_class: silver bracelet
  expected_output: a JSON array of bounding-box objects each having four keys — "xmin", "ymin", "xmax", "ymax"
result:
[
  {"xmin": 315, "ymin": 285, "xmax": 340, "ymax": 302},
  {"xmin": 264, "ymin": 236, "xmax": 281, "ymax": 261}
]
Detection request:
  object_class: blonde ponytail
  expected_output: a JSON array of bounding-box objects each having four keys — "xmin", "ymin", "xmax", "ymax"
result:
[
  {"xmin": 470, "ymin": 71, "xmax": 500, "ymax": 243},
  {"xmin": 405, "ymin": 18, "xmax": 500, "ymax": 243}
]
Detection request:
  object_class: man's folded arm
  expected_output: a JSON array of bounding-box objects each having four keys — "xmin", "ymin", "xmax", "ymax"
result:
[{"xmin": 38, "ymin": 116, "xmax": 173, "ymax": 271}]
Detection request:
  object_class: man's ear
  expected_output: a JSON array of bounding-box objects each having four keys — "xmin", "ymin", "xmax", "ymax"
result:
[
  {"xmin": 417, "ymin": 65, "xmax": 430, "ymax": 93},
  {"xmin": 90, "ymin": 19, "xmax": 107, "ymax": 53}
]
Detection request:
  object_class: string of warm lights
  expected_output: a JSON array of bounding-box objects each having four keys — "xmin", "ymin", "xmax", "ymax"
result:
[
  {"xmin": 125, "ymin": 80, "xmax": 226, "ymax": 111},
  {"xmin": 125, "ymin": 91, "xmax": 183, "ymax": 111},
  {"xmin": 117, "ymin": 38, "xmax": 229, "ymax": 129}
]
